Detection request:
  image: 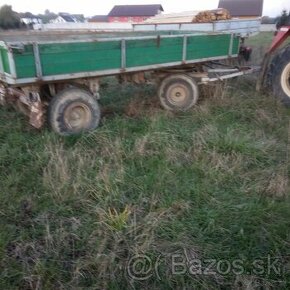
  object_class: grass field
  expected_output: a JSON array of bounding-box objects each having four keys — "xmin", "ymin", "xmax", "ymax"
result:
[{"xmin": 0, "ymin": 32, "xmax": 290, "ymax": 289}]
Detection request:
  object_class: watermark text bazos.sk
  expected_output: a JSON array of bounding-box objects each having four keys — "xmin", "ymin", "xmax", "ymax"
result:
[{"xmin": 127, "ymin": 253, "xmax": 283, "ymax": 281}]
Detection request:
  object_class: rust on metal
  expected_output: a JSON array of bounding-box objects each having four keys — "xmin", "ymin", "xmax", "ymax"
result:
[
  {"xmin": 0, "ymin": 83, "xmax": 7, "ymax": 105},
  {"xmin": 74, "ymin": 77, "xmax": 100, "ymax": 99},
  {"xmin": 29, "ymin": 99, "xmax": 44, "ymax": 129},
  {"xmin": 6, "ymin": 86, "xmax": 45, "ymax": 129},
  {"xmin": 22, "ymin": 87, "xmax": 45, "ymax": 129}
]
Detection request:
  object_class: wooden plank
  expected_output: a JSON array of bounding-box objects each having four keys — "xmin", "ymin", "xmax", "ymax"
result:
[
  {"xmin": 146, "ymin": 9, "xmax": 232, "ymax": 24},
  {"xmin": 145, "ymin": 11, "xmax": 199, "ymax": 24}
]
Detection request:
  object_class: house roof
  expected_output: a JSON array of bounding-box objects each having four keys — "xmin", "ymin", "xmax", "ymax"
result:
[
  {"xmin": 108, "ymin": 4, "xmax": 164, "ymax": 17},
  {"xmin": 89, "ymin": 15, "xmax": 108, "ymax": 22},
  {"xmin": 59, "ymin": 13, "xmax": 75, "ymax": 22},
  {"xmin": 72, "ymin": 14, "xmax": 85, "ymax": 22},
  {"xmin": 19, "ymin": 12, "xmax": 40, "ymax": 19},
  {"xmin": 218, "ymin": 0, "xmax": 264, "ymax": 17}
]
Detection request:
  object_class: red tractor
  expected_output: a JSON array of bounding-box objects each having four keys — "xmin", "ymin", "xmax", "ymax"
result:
[{"xmin": 257, "ymin": 25, "xmax": 290, "ymax": 106}]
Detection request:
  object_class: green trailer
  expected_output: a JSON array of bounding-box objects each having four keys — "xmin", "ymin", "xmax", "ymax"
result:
[{"xmin": 0, "ymin": 30, "xmax": 253, "ymax": 135}]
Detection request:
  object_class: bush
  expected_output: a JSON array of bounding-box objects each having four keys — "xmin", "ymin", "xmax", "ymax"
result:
[{"xmin": 0, "ymin": 5, "xmax": 21, "ymax": 29}]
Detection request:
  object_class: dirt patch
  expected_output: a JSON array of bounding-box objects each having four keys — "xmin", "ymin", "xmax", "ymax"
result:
[{"xmin": 124, "ymin": 97, "xmax": 161, "ymax": 118}]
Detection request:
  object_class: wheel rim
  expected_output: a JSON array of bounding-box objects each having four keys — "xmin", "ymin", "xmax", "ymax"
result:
[
  {"xmin": 64, "ymin": 102, "xmax": 92, "ymax": 131},
  {"xmin": 281, "ymin": 62, "xmax": 290, "ymax": 98},
  {"xmin": 167, "ymin": 83, "xmax": 190, "ymax": 107}
]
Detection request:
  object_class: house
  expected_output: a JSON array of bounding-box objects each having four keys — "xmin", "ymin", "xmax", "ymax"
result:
[
  {"xmin": 218, "ymin": 0, "xmax": 264, "ymax": 19},
  {"xmin": 73, "ymin": 14, "xmax": 85, "ymax": 22},
  {"xmin": 50, "ymin": 13, "xmax": 84, "ymax": 23},
  {"xmin": 19, "ymin": 12, "xmax": 42, "ymax": 26},
  {"xmin": 108, "ymin": 4, "xmax": 163, "ymax": 23},
  {"xmin": 88, "ymin": 15, "xmax": 108, "ymax": 23}
]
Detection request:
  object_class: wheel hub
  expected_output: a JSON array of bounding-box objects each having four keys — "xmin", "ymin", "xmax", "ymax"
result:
[
  {"xmin": 168, "ymin": 84, "xmax": 189, "ymax": 105},
  {"xmin": 64, "ymin": 102, "xmax": 92, "ymax": 130}
]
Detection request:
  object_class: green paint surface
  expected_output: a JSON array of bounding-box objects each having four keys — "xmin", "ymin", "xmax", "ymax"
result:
[
  {"xmin": 0, "ymin": 46, "xmax": 11, "ymax": 74},
  {"xmin": 186, "ymin": 34, "xmax": 235, "ymax": 59},
  {"xmin": 13, "ymin": 45, "xmax": 36, "ymax": 78},
  {"xmin": 1, "ymin": 33, "xmax": 240, "ymax": 80}
]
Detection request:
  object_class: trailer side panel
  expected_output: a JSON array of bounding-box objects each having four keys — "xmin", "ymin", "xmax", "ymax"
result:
[{"xmin": 1, "ymin": 32, "xmax": 241, "ymax": 84}]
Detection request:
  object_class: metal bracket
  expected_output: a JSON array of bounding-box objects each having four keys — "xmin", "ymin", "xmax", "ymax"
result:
[
  {"xmin": 200, "ymin": 66, "xmax": 260, "ymax": 84},
  {"xmin": 121, "ymin": 39, "xmax": 126, "ymax": 70},
  {"xmin": 33, "ymin": 43, "xmax": 43, "ymax": 79}
]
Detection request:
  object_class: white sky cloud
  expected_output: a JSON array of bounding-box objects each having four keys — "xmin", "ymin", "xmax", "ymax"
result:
[{"xmin": 0, "ymin": 0, "xmax": 289, "ymax": 17}]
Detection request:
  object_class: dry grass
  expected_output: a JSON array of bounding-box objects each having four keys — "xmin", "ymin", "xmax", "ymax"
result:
[
  {"xmin": 234, "ymin": 275, "xmax": 278, "ymax": 290},
  {"xmin": 124, "ymin": 97, "xmax": 161, "ymax": 118},
  {"xmin": 43, "ymin": 137, "xmax": 126, "ymax": 203}
]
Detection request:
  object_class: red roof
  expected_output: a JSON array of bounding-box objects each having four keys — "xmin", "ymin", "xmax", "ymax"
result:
[
  {"xmin": 108, "ymin": 5, "xmax": 164, "ymax": 17},
  {"xmin": 218, "ymin": 0, "xmax": 264, "ymax": 17}
]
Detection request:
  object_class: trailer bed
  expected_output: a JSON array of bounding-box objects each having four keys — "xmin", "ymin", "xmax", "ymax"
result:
[
  {"xmin": 0, "ymin": 31, "xmax": 240, "ymax": 85},
  {"xmin": 134, "ymin": 19, "xmax": 261, "ymax": 36},
  {"xmin": 33, "ymin": 19, "xmax": 261, "ymax": 37}
]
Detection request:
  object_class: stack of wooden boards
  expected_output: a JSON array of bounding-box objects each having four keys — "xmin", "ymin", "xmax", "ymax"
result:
[
  {"xmin": 144, "ymin": 11, "xmax": 199, "ymax": 24},
  {"xmin": 195, "ymin": 9, "xmax": 231, "ymax": 22},
  {"xmin": 145, "ymin": 9, "xmax": 231, "ymax": 24}
]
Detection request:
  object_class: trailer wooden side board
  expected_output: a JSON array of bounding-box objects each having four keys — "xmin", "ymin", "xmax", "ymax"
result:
[
  {"xmin": 0, "ymin": 32, "xmax": 240, "ymax": 85},
  {"xmin": 133, "ymin": 19, "xmax": 261, "ymax": 37}
]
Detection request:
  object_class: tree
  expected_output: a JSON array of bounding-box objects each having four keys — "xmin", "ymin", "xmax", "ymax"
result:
[
  {"xmin": 0, "ymin": 5, "xmax": 21, "ymax": 29},
  {"xmin": 276, "ymin": 9, "xmax": 290, "ymax": 30},
  {"xmin": 261, "ymin": 16, "xmax": 276, "ymax": 24},
  {"xmin": 40, "ymin": 9, "xmax": 57, "ymax": 24}
]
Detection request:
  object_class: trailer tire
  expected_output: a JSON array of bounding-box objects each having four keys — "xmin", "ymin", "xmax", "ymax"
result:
[
  {"xmin": 48, "ymin": 88, "xmax": 101, "ymax": 136},
  {"xmin": 271, "ymin": 45, "xmax": 290, "ymax": 107},
  {"xmin": 158, "ymin": 74, "xmax": 199, "ymax": 111}
]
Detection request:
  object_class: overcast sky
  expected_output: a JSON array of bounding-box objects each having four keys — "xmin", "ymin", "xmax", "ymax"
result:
[{"xmin": 0, "ymin": 0, "xmax": 289, "ymax": 17}]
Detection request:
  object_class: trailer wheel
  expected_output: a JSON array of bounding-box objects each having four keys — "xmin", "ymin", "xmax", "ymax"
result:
[
  {"xmin": 48, "ymin": 88, "xmax": 101, "ymax": 135},
  {"xmin": 271, "ymin": 45, "xmax": 290, "ymax": 107},
  {"xmin": 158, "ymin": 74, "xmax": 199, "ymax": 111}
]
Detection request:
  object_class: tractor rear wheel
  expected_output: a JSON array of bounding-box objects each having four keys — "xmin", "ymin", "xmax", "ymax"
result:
[{"xmin": 270, "ymin": 45, "xmax": 290, "ymax": 107}]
